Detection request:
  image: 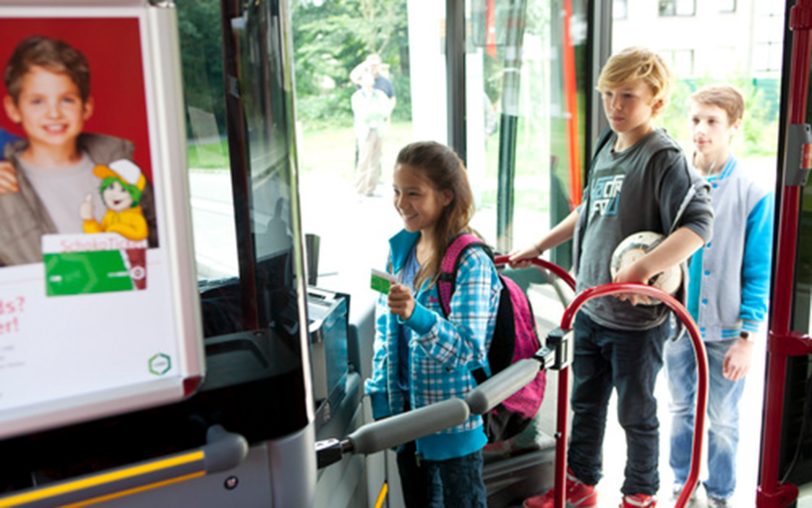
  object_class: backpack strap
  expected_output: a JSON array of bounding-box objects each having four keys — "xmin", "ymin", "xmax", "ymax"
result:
[{"xmin": 437, "ymin": 233, "xmax": 492, "ymax": 317}]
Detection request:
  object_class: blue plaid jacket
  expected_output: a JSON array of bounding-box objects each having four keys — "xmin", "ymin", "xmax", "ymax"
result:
[{"xmin": 365, "ymin": 230, "xmax": 501, "ymax": 460}]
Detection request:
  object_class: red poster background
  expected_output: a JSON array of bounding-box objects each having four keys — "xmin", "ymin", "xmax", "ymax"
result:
[{"xmin": 0, "ymin": 17, "xmax": 153, "ymax": 181}]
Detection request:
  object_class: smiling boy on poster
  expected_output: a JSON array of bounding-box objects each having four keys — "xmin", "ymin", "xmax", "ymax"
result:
[{"xmin": 0, "ymin": 35, "xmax": 156, "ymax": 267}]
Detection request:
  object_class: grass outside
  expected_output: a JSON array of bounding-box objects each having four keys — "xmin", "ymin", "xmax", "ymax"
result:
[
  {"xmin": 187, "ymin": 119, "xmax": 556, "ymax": 212},
  {"xmin": 297, "ymin": 120, "xmax": 415, "ymax": 181},
  {"xmin": 188, "ymin": 137, "xmax": 229, "ymax": 170}
]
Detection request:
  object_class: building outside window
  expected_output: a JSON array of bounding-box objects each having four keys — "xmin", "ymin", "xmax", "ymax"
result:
[
  {"xmin": 613, "ymin": 0, "xmax": 627, "ymax": 20},
  {"xmin": 720, "ymin": 0, "xmax": 736, "ymax": 13},
  {"xmin": 754, "ymin": 41, "xmax": 782, "ymax": 74},
  {"xmin": 661, "ymin": 48, "xmax": 694, "ymax": 77},
  {"xmin": 658, "ymin": 0, "xmax": 696, "ymax": 16}
]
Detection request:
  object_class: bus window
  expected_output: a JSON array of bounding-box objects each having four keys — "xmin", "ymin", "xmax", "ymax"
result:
[
  {"xmin": 176, "ymin": 0, "xmax": 238, "ymax": 281},
  {"xmin": 291, "ymin": 1, "xmax": 409, "ymax": 288}
]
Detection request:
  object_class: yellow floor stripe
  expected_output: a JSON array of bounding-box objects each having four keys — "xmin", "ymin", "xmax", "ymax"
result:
[
  {"xmin": 374, "ymin": 482, "xmax": 388, "ymax": 508},
  {"xmin": 0, "ymin": 451, "xmax": 204, "ymax": 507},
  {"xmin": 60, "ymin": 471, "xmax": 205, "ymax": 508}
]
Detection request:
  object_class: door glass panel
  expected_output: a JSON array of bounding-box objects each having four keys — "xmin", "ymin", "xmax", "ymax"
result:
[
  {"xmin": 465, "ymin": 0, "xmax": 588, "ymax": 259},
  {"xmin": 612, "ymin": 2, "xmax": 784, "ymax": 504},
  {"xmin": 178, "ymin": 0, "xmax": 308, "ymax": 431},
  {"xmin": 291, "ymin": 0, "xmax": 412, "ymax": 286}
]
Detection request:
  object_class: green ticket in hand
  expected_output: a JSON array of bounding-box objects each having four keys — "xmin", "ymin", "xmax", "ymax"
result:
[{"xmin": 370, "ymin": 268, "xmax": 397, "ymax": 294}]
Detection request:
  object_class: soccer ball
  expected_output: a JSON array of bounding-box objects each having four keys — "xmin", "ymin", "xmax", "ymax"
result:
[{"xmin": 609, "ymin": 231, "xmax": 682, "ymax": 302}]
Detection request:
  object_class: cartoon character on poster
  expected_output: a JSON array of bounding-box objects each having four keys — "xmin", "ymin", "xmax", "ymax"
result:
[{"xmin": 81, "ymin": 159, "xmax": 149, "ymax": 242}]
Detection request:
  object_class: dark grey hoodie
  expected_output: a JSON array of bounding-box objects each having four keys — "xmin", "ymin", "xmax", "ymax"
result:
[{"xmin": 573, "ymin": 128, "xmax": 714, "ymax": 331}]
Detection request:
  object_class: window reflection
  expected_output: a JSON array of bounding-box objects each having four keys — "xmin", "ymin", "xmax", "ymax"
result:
[
  {"xmin": 176, "ymin": 0, "xmax": 239, "ymax": 280},
  {"xmin": 179, "ymin": 0, "xmax": 303, "ymax": 350},
  {"xmin": 465, "ymin": 0, "xmax": 588, "ymax": 265}
]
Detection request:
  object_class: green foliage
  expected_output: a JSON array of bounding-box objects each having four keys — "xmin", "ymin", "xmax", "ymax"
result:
[
  {"xmin": 292, "ymin": 0, "xmax": 410, "ymax": 125},
  {"xmin": 657, "ymin": 76, "xmax": 780, "ymax": 158},
  {"xmin": 176, "ymin": 0, "xmax": 227, "ymax": 138}
]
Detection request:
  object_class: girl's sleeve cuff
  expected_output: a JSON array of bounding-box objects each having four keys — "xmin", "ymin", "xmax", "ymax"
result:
[
  {"xmin": 400, "ymin": 301, "xmax": 437, "ymax": 335},
  {"xmin": 369, "ymin": 392, "xmax": 392, "ymax": 420},
  {"xmin": 742, "ymin": 320, "xmax": 760, "ymax": 333}
]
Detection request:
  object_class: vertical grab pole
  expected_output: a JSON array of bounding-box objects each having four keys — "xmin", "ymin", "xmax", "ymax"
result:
[
  {"xmin": 553, "ymin": 366, "xmax": 569, "ymax": 508},
  {"xmin": 494, "ymin": 256, "xmax": 576, "ymax": 508},
  {"xmin": 758, "ymin": 1, "xmax": 812, "ymax": 507}
]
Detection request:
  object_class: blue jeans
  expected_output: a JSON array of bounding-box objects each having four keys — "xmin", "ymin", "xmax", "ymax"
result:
[
  {"xmin": 396, "ymin": 441, "xmax": 487, "ymax": 507},
  {"xmin": 665, "ymin": 335, "xmax": 745, "ymax": 500},
  {"xmin": 568, "ymin": 312, "xmax": 669, "ymax": 496}
]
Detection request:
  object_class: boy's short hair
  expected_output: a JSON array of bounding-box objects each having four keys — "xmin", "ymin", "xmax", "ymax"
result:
[
  {"xmin": 597, "ymin": 47, "xmax": 673, "ymax": 105},
  {"xmin": 689, "ymin": 84, "xmax": 745, "ymax": 124},
  {"xmin": 4, "ymin": 36, "xmax": 90, "ymax": 102}
]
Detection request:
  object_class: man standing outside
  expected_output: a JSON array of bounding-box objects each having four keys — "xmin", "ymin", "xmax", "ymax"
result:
[
  {"xmin": 351, "ymin": 72, "xmax": 391, "ymax": 196},
  {"xmin": 350, "ymin": 53, "xmax": 396, "ymax": 113},
  {"xmin": 666, "ymin": 84, "xmax": 774, "ymax": 508},
  {"xmin": 350, "ymin": 53, "xmax": 395, "ymax": 195}
]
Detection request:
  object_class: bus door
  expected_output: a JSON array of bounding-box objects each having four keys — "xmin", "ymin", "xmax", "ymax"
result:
[{"xmin": 759, "ymin": 1, "xmax": 812, "ymax": 506}]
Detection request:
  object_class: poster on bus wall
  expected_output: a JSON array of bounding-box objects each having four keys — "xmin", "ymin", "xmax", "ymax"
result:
[{"xmin": 0, "ymin": 8, "xmax": 203, "ymax": 439}]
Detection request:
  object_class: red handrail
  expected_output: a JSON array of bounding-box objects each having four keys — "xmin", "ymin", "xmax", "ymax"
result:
[
  {"xmin": 493, "ymin": 255, "xmax": 577, "ymax": 291},
  {"xmin": 492, "ymin": 257, "xmax": 706, "ymax": 508},
  {"xmin": 559, "ymin": 283, "xmax": 707, "ymax": 508}
]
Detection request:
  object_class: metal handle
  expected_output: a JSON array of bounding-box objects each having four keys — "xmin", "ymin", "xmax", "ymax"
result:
[
  {"xmin": 493, "ymin": 255, "xmax": 577, "ymax": 291},
  {"xmin": 346, "ymin": 398, "xmax": 470, "ymax": 456},
  {"xmin": 465, "ymin": 358, "xmax": 542, "ymax": 415}
]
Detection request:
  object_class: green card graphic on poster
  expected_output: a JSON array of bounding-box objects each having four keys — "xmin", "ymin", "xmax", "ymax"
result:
[
  {"xmin": 43, "ymin": 235, "xmax": 148, "ymax": 296},
  {"xmin": 0, "ymin": 6, "xmax": 203, "ymax": 441}
]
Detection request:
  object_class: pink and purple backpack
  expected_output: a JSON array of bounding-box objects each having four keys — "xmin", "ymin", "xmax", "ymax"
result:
[{"xmin": 437, "ymin": 233, "xmax": 547, "ymax": 442}]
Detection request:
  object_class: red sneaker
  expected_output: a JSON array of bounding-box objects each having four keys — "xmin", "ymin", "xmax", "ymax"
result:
[
  {"xmin": 620, "ymin": 493, "xmax": 657, "ymax": 507},
  {"xmin": 522, "ymin": 470, "xmax": 597, "ymax": 508}
]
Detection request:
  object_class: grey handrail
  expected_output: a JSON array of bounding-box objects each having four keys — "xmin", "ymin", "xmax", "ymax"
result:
[
  {"xmin": 317, "ymin": 351, "xmax": 551, "ymax": 468},
  {"xmin": 465, "ymin": 358, "xmax": 542, "ymax": 415},
  {"xmin": 347, "ymin": 398, "xmax": 470, "ymax": 454}
]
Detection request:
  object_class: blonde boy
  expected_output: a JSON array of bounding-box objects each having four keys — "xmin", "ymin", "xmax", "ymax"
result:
[
  {"xmin": 512, "ymin": 47, "xmax": 713, "ymax": 508},
  {"xmin": 0, "ymin": 36, "xmax": 151, "ymax": 266}
]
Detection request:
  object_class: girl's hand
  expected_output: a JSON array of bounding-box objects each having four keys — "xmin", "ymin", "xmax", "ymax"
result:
[
  {"xmin": 612, "ymin": 261, "xmax": 655, "ymax": 306},
  {"xmin": 507, "ymin": 243, "xmax": 542, "ymax": 268},
  {"xmin": 387, "ymin": 283, "xmax": 415, "ymax": 320},
  {"xmin": 0, "ymin": 162, "xmax": 19, "ymax": 194}
]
